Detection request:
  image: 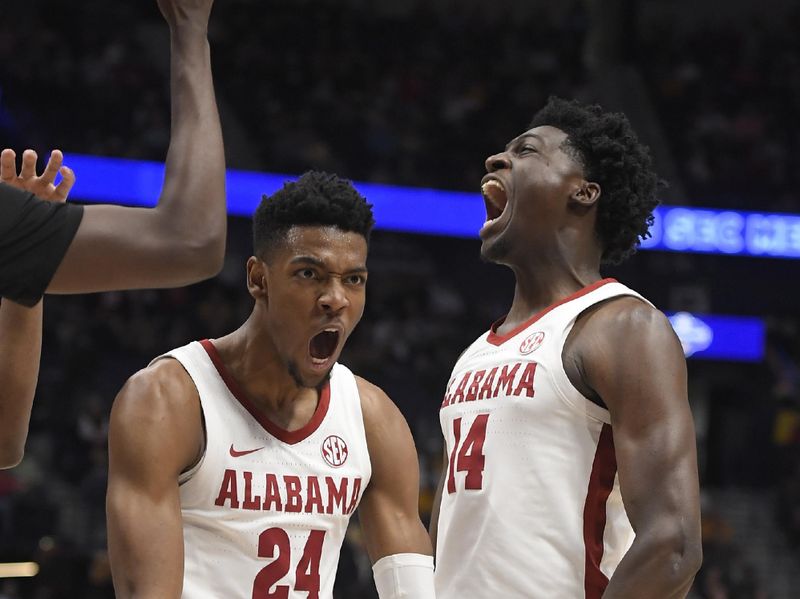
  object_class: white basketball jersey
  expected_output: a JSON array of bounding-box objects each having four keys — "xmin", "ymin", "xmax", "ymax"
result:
[
  {"xmin": 435, "ymin": 279, "xmax": 650, "ymax": 598},
  {"xmin": 158, "ymin": 340, "xmax": 372, "ymax": 599}
]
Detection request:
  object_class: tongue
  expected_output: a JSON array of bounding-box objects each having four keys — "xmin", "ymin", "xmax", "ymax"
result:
[{"xmin": 310, "ymin": 331, "xmax": 339, "ymax": 360}]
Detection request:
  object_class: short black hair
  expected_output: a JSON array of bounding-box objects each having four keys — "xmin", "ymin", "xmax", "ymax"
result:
[
  {"xmin": 253, "ymin": 171, "xmax": 375, "ymax": 258},
  {"xmin": 529, "ymin": 96, "xmax": 663, "ymax": 264}
]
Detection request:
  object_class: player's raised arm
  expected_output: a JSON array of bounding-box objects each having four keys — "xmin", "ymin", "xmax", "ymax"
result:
[
  {"xmin": 107, "ymin": 359, "xmax": 203, "ymax": 598},
  {"xmin": 355, "ymin": 377, "xmax": 436, "ymax": 599},
  {"xmin": 578, "ymin": 298, "xmax": 702, "ymax": 597},
  {"xmin": 47, "ymin": 0, "xmax": 226, "ymax": 294}
]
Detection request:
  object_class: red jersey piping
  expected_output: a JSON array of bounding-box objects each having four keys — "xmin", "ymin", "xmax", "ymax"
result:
[
  {"xmin": 486, "ymin": 278, "xmax": 617, "ymax": 346},
  {"xmin": 583, "ymin": 424, "xmax": 616, "ymax": 598},
  {"xmin": 199, "ymin": 339, "xmax": 330, "ymax": 445}
]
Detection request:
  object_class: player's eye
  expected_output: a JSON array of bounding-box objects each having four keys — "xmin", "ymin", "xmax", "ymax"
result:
[
  {"xmin": 518, "ymin": 144, "xmax": 538, "ymax": 155},
  {"xmin": 296, "ymin": 268, "xmax": 317, "ymax": 280},
  {"xmin": 345, "ymin": 274, "xmax": 366, "ymax": 286}
]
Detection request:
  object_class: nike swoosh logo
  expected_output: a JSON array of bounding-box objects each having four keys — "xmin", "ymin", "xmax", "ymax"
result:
[{"xmin": 229, "ymin": 444, "xmax": 265, "ymax": 458}]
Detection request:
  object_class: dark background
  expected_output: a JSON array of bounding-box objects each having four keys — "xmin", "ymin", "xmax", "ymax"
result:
[{"xmin": 1, "ymin": 0, "xmax": 799, "ymax": 596}]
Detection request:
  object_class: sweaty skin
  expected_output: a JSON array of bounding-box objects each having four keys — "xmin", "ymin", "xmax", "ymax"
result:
[
  {"xmin": 433, "ymin": 124, "xmax": 701, "ymax": 597},
  {"xmin": 108, "ymin": 225, "xmax": 431, "ymax": 597}
]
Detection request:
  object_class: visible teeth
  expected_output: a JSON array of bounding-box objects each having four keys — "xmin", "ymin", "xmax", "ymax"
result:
[{"xmin": 481, "ymin": 180, "xmax": 505, "ymax": 195}]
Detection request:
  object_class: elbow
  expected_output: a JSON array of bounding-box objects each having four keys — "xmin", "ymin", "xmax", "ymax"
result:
[
  {"xmin": 192, "ymin": 233, "xmax": 226, "ymax": 279},
  {"xmin": 171, "ymin": 228, "xmax": 226, "ymax": 282},
  {"xmin": 684, "ymin": 541, "xmax": 703, "ymax": 579},
  {"xmin": 0, "ymin": 443, "xmax": 24, "ymax": 469},
  {"xmin": 658, "ymin": 526, "xmax": 703, "ymax": 586},
  {"xmin": 673, "ymin": 541, "xmax": 703, "ymax": 583}
]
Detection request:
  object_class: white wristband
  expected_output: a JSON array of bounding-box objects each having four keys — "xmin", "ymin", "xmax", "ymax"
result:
[{"xmin": 372, "ymin": 553, "xmax": 436, "ymax": 598}]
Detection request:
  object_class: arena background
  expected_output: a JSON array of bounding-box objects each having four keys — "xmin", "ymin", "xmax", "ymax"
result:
[{"xmin": 2, "ymin": 0, "xmax": 800, "ymax": 596}]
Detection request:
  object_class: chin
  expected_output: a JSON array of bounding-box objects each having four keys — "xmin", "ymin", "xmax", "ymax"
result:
[
  {"xmin": 288, "ymin": 361, "xmax": 333, "ymax": 389},
  {"xmin": 480, "ymin": 234, "xmax": 512, "ymax": 264}
]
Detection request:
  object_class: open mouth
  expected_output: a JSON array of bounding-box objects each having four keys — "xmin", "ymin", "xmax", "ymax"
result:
[
  {"xmin": 309, "ymin": 329, "xmax": 340, "ymax": 364},
  {"xmin": 481, "ymin": 179, "xmax": 508, "ymax": 224}
]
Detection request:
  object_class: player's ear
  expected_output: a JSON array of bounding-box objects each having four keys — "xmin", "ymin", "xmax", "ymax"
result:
[
  {"xmin": 246, "ymin": 256, "xmax": 269, "ymax": 302},
  {"xmin": 570, "ymin": 181, "xmax": 601, "ymax": 209}
]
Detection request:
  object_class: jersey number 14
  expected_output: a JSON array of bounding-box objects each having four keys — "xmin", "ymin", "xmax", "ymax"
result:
[{"xmin": 447, "ymin": 414, "xmax": 490, "ymax": 493}]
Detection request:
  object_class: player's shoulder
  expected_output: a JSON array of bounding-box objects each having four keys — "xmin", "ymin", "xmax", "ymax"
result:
[
  {"xmin": 584, "ymin": 294, "xmax": 670, "ymax": 334},
  {"xmin": 114, "ymin": 357, "xmax": 199, "ymax": 422},
  {"xmin": 354, "ymin": 376, "xmax": 392, "ymax": 413},
  {"xmin": 353, "ymin": 376, "xmax": 417, "ymax": 471},
  {"xmin": 353, "ymin": 376, "xmax": 406, "ymax": 432},
  {"xmin": 110, "ymin": 358, "xmax": 204, "ymax": 472},
  {"xmin": 576, "ymin": 294, "xmax": 682, "ymax": 364}
]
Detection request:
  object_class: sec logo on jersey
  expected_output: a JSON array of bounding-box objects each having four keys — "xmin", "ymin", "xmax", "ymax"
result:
[
  {"xmin": 520, "ymin": 331, "xmax": 545, "ymax": 355},
  {"xmin": 321, "ymin": 435, "xmax": 349, "ymax": 468}
]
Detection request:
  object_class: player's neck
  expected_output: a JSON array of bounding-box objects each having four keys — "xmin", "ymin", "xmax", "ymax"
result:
[
  {"xmin": 212, "ymin": 318, "xmax": 316, "ymax": 415},
  {"xmin": 499, "ymin": 261, "xmax": 601, "ymax": 335}
]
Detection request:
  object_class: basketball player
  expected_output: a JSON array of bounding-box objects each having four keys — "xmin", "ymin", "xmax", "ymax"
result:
[
  {"xmin": 432, "ymin": 97, "xmax": 702, "ymax": 597},
  {"xmin": 106, "ymin": 172, "xmax": 435, "ymax": 598},
  {"xmin": 0, "ymin": 0, "xmax": 225, "ymax": 468}
]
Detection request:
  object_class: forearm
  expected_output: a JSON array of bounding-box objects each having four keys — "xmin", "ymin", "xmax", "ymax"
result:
[
  {"xmin": 0, "ymin": 299, "xmax": 43, "ymax": 467},
  {"xmin": 157, "ymin": 22, "xmax": 226, "ymax": 263},
  {"xmin": 603, "ymin": 529, "xmax": 701, "ymax": 598},
  {"xmin": 428, "ymin": 471, "xmax": 445, "ymax": 555},
  {"xmin": 107, "ymin": 493, "xmax": 185, "ymax": 599}
]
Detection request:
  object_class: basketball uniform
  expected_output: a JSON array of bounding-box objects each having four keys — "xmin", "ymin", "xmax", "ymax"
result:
[
  {"xmin": 435, "ymin": 279, "xmax": 650, "ymax": 598},
  {"xmin": 157, "ymin": 339, "xmax": 371, "ymax": 599}
]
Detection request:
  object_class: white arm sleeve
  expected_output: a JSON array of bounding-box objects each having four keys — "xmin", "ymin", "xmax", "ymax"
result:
[{"xmin": 372, "ymin": 553, "xmax": 436, "ymax": 598}]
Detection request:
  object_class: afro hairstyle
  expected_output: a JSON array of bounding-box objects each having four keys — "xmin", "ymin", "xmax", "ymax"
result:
[{"xmin": 529, "ymin": 96, "xmax": 663, "ymax": 264}]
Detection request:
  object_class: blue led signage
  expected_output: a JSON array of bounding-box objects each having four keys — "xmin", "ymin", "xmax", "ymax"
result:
[
  {"xmin": 62, "ymin": 153, "xmax": 800, "ymax": 259},
  {"xmin": 667, "ymin": 312, "xmax": 764, "ymax": 362}
]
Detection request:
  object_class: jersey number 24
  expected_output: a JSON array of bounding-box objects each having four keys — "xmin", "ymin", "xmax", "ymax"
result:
[{"xmin": 253, "ymin": 528, "xmax": 325, "ymax": 598}]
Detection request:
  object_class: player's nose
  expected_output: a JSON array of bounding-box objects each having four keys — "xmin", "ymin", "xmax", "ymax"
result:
[
  {"xmin": 318, "ymin": 279, "xmax": 349, "ymax": 313},
  {"xmin": 485, "ymin": 152, "xmax": 511, "ymax": 173}
]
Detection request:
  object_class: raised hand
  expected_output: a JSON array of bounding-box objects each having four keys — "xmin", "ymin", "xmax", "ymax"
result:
[{"xmin": 0, "ymin": 149, "xmax": 75, "ymax": 203}]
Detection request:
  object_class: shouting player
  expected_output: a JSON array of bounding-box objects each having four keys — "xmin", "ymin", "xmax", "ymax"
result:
[
  {"xmin": 106, "ymin": 172, "xmax": 435, "ymax": 598},
  {"xmin": 432, "ymin": 97, "xmax": 702, "ymax": 598}
]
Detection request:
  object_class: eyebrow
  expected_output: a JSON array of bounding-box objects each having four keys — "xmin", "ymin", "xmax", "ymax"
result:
[
  {"xmin": 505, "ymin": 132, "xmax": 545, "ymax": 152},
  {"xmin": 289, "ymin": 256, "xmax": 368, "ymax": 272}
]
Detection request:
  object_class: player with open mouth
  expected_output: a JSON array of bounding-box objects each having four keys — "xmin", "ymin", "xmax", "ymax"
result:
[{"xmin": 107, "ymin": 171, "xmax": 435, "ymax": 599}]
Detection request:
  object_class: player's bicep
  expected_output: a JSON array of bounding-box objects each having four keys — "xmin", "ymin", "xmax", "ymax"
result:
[
  {"xmin": 586, "ymin": 306, "xmax": 700, "ymax": 537},
  {"xmin": 357, "ymin": 380, "xmax": 432, "ymax": 563},
  {"xmin": 106, "ymin": 364, "xmax": 200, "ymax": 598}
]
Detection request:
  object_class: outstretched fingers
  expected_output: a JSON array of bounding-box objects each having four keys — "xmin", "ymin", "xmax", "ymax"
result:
[
  {"xmin": 53, "ymin": 166, "xmax": 75, "ymax": 203},
  {"xmin": 19, "ymin": 149, "xmax": 38, "ymax": 181},
  {"xmin": 0, "ymin": 149, "xmax": 17, "ymax": 183},
  {"xmin": 40, "ymin": 149, "xmax": 64, "ymax": 187}
]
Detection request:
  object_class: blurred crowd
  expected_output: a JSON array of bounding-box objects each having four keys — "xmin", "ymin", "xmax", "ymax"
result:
[
  {"xmin": 3, "ymin": 1, "xmax": 800, "ymax": 212},
  {"xmin": 2, "ymin": 0, "xmax": 800, "ymax": 597},
  {"xmin": 638, "ymin": 7, "xmax": 800, "ymax": 211}
]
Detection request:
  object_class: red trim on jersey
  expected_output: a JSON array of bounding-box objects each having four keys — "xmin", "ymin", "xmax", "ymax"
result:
[
  {"xmin": 200, "ymin": 339, "xmax": 330, "ymax": 445},
  {"xmin": 583, "ymin": 424, "xmax": 617, "ymax": 598},
  {"xmin": 486, "ymin": 278, "xmax": 617, "ymax": 346}
]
